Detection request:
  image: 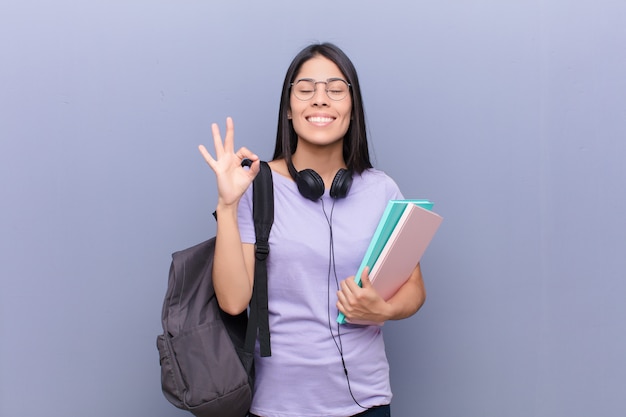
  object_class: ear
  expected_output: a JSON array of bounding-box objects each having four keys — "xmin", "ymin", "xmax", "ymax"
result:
[{"xmin": 287, "ymin": 110, "xmax": 292, "ymax": 119}]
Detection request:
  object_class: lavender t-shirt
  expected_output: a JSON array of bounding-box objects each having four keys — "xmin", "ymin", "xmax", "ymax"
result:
[{"xmin": 238, "ymin": 168, "xmax": 403, "ymax": 417}]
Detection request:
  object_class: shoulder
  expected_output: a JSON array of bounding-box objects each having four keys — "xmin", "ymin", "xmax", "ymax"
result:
[
  {"xmin": 357, "ymin": 168, "xmax": 396, "ymax": 182},
  {"xmin": 268, "ymin": 159, "xmax": 290, "ymax": 178},
  {"xmin": 354, "ymin": 168, "xmax": 402, "ymax": 194}
]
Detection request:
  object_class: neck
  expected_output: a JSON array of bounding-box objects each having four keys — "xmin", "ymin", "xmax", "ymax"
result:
[{"xmin": 291, "ymin": 143, "xmax": 346, "ymax": 180}]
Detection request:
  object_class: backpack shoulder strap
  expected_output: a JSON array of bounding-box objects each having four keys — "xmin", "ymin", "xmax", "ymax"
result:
[{"xmin": 245, "ymin": 161, "xmax": 274, "ymax": 357}]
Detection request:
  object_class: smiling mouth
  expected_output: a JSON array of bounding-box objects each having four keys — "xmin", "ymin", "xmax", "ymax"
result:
[{"xmin": 306, "ymin": 116, "xmax": 335, "ymax": 124}]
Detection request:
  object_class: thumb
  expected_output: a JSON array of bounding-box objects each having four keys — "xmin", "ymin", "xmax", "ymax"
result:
[{"xmin": 359, "ymin": 266, "xmax": 372, "ymax": 289}]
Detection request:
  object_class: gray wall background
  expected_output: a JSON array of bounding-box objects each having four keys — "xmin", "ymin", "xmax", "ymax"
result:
[{"xmin": 1, "ymin": 1, "xmax": 625, "ymax": 416}]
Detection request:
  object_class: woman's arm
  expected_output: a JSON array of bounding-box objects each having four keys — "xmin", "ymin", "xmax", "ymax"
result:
[
  {"xmin": 198, "ymin": 117, "xmax": 259, "ymax": 315},
  {"xmin": 336, "ymin": 263, "xmax": 426, "ymax": 324},
  {"xmin": 384, "ymin": 263, "xmax": 426, "ymax": 320},
  {"xmin": 212, "ymin": 203, "xmax": 256, "ymax": 315}
]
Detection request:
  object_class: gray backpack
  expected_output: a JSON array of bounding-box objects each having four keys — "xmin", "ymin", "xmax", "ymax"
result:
[{"xmin": 156, "ymin": 161, "xmax": 273, "ymax": 417}]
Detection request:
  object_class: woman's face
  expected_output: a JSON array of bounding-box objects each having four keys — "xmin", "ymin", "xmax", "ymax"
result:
[{"xmin": 289, "ymin": 55, "xmax": 352, "ymax": 149}]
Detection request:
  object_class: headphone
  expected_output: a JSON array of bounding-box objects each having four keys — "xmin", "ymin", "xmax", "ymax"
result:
[{"xmin": 287, "ymin": 160, "xmax": 353, "ymax": 201}]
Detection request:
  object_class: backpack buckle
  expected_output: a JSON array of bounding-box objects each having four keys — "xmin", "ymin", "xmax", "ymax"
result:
[{"xmin": 255, "ymin": 242, "xmax": 269, "ymax": 261}]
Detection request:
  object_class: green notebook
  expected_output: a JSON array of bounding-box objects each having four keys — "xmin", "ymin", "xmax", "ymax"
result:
[{"xmin": 337, "ymin": 199, "xmax": 434, "ymax": 324}]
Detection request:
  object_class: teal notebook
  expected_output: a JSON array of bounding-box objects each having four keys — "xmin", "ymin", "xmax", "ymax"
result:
[{"xmin": 337, "ymin": 199, "xmax": 434, "ymax": 324}]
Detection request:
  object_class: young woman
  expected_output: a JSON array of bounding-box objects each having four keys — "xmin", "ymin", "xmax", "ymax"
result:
[{"xmin": 199, "ymin": 43, "xmax": 426, "ymax": 417}]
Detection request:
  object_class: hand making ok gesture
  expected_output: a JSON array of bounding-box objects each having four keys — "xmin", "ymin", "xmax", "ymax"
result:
[{"xmin": 198, "ymin": 117, "xmax": 260, "ymax": 207}]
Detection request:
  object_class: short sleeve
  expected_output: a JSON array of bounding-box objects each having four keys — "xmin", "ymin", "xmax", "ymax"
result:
[{"xmin": 237, "ymin": 185, "xmax": 255, "ymax": 244}]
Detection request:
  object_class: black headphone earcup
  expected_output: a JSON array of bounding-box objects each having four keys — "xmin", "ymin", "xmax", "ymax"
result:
[
  {"xmin": 329, "ymin": 169, "xmax": 353, "ymax": 199},
  {"xmin": 295, "ymin": 169, "xmax": 325, "ymax": 201}
]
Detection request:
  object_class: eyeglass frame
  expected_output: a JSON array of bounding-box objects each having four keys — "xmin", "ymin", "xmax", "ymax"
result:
[{"xmin": 290, "ymin": 77, "xmax": 352, "ymax": 101}]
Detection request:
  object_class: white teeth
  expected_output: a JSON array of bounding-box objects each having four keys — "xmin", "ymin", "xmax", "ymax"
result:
[{"xmin": 307, "ymin": 116, "xmax": 334, "ymax": 123}]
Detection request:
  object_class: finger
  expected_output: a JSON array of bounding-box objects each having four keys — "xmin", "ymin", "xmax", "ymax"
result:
[
  {"xmin": 336, "ymin": 292, "xmax": 344, "ymax": 310},
  {"xmin": 342, "ymin": 274, "xmax": 361, "ymax": 294},
  {"xmin": 246, "ymin": 160, "xmax": 261, "ymax": 177},
  {"xmin": 235, "ymin": 147, "xmax": 259, "ymax": 163},
  {"xmin": 340, "ymin": 277, "xmax": 353, "ymax": 295},
  {"xmin": 339, "ymin": 280, "xmax": 358, "ymax": 309},
  {"xmin": 211, "ymin": 122, "xmax": 225, "ymax": 157},
  {"xmin": 336, "ymin": 292, "xmax": 350, "ymax": 315},
  {"xmin": 198, "ymin": 144, "xmax": 216, "ymax": 168},
  {"xmin": 359, "ymin": 267, "xmax": 372, "ymax": 289},
  {"xmin": 223, "ymin": 117, "xmax": 235, "ymax": 154},
  {"xmin": 336, "ymin": 288, "xmax": 348, "ymax": 305}
]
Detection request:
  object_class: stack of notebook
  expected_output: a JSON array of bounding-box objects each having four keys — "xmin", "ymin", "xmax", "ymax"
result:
[{"xmin": 337, "ymin": 200, "xmax": 443, "ymax": 324}]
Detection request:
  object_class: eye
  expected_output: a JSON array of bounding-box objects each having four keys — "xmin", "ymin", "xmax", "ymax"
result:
[{"xmin": 327, "ymin": 81, "xmax": 347, "ymax": 91}]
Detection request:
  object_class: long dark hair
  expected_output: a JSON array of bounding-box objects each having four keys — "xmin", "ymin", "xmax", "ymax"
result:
[{"xmin": 272, "ymin": 43, "xmax": 372, "ymax": 174}]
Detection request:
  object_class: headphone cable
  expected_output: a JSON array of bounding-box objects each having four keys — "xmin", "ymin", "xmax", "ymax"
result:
[{"xmin": 321, "ymin": 199, "xmax": 367, "ymax": 410}]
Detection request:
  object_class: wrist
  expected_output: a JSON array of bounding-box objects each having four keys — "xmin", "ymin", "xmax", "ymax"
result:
[{"xmin": 214, "ymin": 201, "xmax": 239, "ymax": 221}]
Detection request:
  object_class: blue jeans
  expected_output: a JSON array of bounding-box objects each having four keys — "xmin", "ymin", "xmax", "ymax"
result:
[{"xmin": 249, "ymin": 404, "xmax": 391, "ymax": 417}]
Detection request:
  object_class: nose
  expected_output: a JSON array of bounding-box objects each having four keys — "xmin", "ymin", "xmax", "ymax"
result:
[{"xmin": 311, "ymin": 82, "xmax": 329, "ymax": 106}]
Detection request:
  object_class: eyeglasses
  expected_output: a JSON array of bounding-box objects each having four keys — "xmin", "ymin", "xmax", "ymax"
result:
[{"xmin": 290, "ymin": 78, "xmax": 351, "ymax": 101}]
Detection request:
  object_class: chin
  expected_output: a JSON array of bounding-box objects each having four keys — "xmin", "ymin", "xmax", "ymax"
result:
[{"xmin": 301, "ymin": 135, "xmax": 345, "ymax": 147}]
